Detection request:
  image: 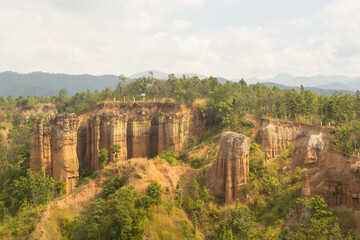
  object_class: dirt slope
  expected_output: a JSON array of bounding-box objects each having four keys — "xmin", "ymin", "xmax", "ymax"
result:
[{"xmin": 30, "ymin": 159, "xmax": 195, "ymax": 240}]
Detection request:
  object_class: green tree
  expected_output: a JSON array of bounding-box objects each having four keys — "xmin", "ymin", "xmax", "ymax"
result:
[
  {"xmin": 281, "ymin": 196, "xmax": 343, "ymax": 239},
  {"xmin": 98, "ymin": 148, "xmax": 109, "ymax": 169},
  {"xmin": 144, "ymin": 181, "xmax": 163, "ymax": 208},
  {"xmin": 10, "ymin": 170, "xmax": 65, "ymax": 213},
  {"xmin": 111, "ymin": 144, "xmax": 121, "ymax": 163},
  {"xmin": 58, "ymin": 88, "xmax": 68, "ymax": 103},
  {"xmin": 209, "ymin": 204, "xmax": 254, "ymax": 240},
  {"xmin": 67, "ymin": 186, "xmax": 146, "ymax": 240}
]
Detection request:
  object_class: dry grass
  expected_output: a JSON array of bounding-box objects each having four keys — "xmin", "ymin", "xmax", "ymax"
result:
[
  {"xmin": 144, "ymin": 205, "xmax": 197, "ymax": 240},
  {"xmin": 105, "ymin": 157, "xmax": 193, "ymax": 193}
]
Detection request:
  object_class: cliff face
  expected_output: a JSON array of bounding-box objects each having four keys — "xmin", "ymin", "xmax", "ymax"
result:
[
  {"xmin": 30, "ymin": 118, "xmax": 52, "ymax": 175},
  {"xmin": 207, "ymin": 131, "xmax": 250, "ymax": 204},
  {"xmin": 252, "ymin": 116, "xmax": 360, "ymax": 210},
  {"xmin": 50, "ymin": 113, "xmax": 80, "ymax": 193},
  {"xmin": 30, "ymin": 102, "xmax": 206, "ymax": 191},
  {"xmin": 256, "ymin": 120, "xmax": 304, "ymax": 159},
  {"xmin": 30, "ymin": 114, "xmax": 80, "ymax": 193},
  {"xmin": 80, "ymin": 102, "xmax": 205, "ymax": 170}
]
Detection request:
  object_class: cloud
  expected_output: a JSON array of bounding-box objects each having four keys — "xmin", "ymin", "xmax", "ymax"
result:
[
  {"xmin": 1, "ymin": 0, "xmax": 360, "ymax": 80},
  {"xmin": 171, "ymin": 19, "xmax": 192, "ymax": 32}
]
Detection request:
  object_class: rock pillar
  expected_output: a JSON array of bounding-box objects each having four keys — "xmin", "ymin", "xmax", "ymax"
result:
[
  {"xmin": 51, "ymin": 113, "xmax": 80, "ymax": 193},
  {"xmin": 215, "ymin": 131, "xmax": 251, "ymax": 204},
  {"xmin": 30, "ymin": 118, "xmax": 44, "ymax": 173},
  {"xmin": 127, "ymin": 115, "xmax": 152, "ymax": 158}
]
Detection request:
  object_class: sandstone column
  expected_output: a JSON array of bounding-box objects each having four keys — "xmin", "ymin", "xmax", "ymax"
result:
[
  {"xmin": 90, "ymin": 115, "xmax": 101, "ymax": 170},
  {"xmin": 110, "ymin": 114, "xmax": 128, "ymax": 161},
  {"xmin": 30, "ymin": 118, "xmax": 44, "ymax": 173},
  {"xmin": 127, "ymin": 115, "xmax": 152, "ymax": 158},
  {"xmin": 215, "ymin": 131, "xmax": 251, "ymax": 204},
  {"xmin": 51, "ymin": 113, "xmax": 80, "ymax": 193},
  {"xmin": 158, "ymin": 115, "xmax": 178, "ymax": 154}
]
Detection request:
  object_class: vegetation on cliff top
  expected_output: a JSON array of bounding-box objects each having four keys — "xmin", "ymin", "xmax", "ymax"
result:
[{"xmin": 0, "ymin": 74, "xmax": 360, "ymax": 239}]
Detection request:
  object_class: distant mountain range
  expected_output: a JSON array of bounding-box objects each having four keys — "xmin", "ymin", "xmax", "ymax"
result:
[
  {"xmin": 128, "ymin": 70, "xmax": 207, "ymax": 80},
  {"xmin": 0, "ymin": 70, "xmax": 358, "ymax": 97},
  {"xmin": 245, "ymin": 73, "xmax": 360, "ymax": 91},
  {"xmin": 0, "ymin": 71, "xmax": 118, "ymax": 97},
  {"xmin": 260, "ymin": 82, "xmax": 354, "ymax": 96},
  {"xmin": 0, "ymin": 70, "xmax": 210, "ymax": 97}
]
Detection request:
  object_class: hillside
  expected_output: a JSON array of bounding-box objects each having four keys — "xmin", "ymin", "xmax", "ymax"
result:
[
  {"xmin": 246, "ymin": 73, "xmax": 360, "ymax": 91},
  {"xmin": 0, "ymin": 72, "xmax": 119, "ymax": 97},
  {"xmin": 261, "ymin": 82, "xmax": 355, "ymax": 96},
  {"xmin": 1, "ymin": 71, "xmax": 359, "ymax": 98},
  {"xmin": 0, "ymin": 71, "xmax": 208, "ymax": 98}
]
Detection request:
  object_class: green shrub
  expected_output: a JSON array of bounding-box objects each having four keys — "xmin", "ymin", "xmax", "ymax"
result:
[
  {"xmin": 209, "ymin": 204, "xmax": 254, "ymax": 240},
  {"xmin": 250, "ymin": 143, "xmax": 259, "ymax": 153},
  {"xmin": 157, "ymin": 151, "xmax": 180, "ymax": 166},
  {"xmin": 66, "ymin": 186, "xmax": 146, "ymax": 240},
  {"xmin": 249, "ymin": 157, "xmax": 267, "ymax": 178},
  {"xmin": 103, "ymin": 175, "xmax": 127, "ymax": 196},
  {"xmin": 189, "ymin": 156, "xmax": 206, "ymax": 169},
  {"xmin": 144, "ymin": 181, "xmax": 163, "ymax": 208},
  {"xmin": 134, "ymin": 173, "xmax": 142, "ymax": 179},
  {"xmin": 189, "ymin": 135, "xmax": 198, "ymax": 148},
  {"xmin": 240, "ymin": 118, "xmax": 254, "ymax": 128},
  {"xmin": 0, "ymin": 205, "xmax": 40, "ymax": 239},
  {"xmin": 111, "ymin": 144, "xmax": 121, "ymax": 163},
  {"xmin": 98, "ymin": 148, "xmax": 109, "ymax": 169},
  {"xmin": 148, "ymin": 152, "xmax": 157, "ymax": 159},
  {"xmin": 10, "ymin": 169, "xmax": 65, "ymax": 213},
  {"xmin": 76, "ymin": 168, "xmax": 97, "ymax": 187},
  {"xmin": 292, "ymin": 167, "xmax": 303, "ymax": 183},
  {"xmin": 0, "ymin": 201, "xmax": 6, "ymax": 223}
]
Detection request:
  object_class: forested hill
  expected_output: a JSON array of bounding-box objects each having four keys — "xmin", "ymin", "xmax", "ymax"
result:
[
  {"xmin": 261, "ymin": 82, "xmax": 355, "ymax": 96},
  {"xmin": 0, "ymin": 71, "xmax": 210, "ymax": 97},
  {"xmin": 0, "ymin": 72, "xmax": 118, "ymax": 97},
  {"xmin": 0, "ymin": 71, "xmax": 357, "ymax": 98}
]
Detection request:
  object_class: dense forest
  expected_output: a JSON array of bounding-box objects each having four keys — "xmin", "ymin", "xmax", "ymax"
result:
[{"xmin": 0, "ymin": 74, "xmax": 359, "ymax": 239}]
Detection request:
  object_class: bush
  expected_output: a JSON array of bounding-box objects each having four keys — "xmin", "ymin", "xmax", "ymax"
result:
[
  {"xmin": 111, "ymin": 144, "xmax": 121, "ymax": 163},
  {"xmin": 98, "ymin": 148, "xmax": 109, "ymax": 169},
  {"xmin": 189, "ymin": 135, "xmax": 198, "ymax": 148},
  {"xmin": 189, "ymin": 156, "xmax": 206, "ymax": 169},
  {"xmin": 66, "ymin": 186, "xmax": 146, "ymax": 240},
  {"xmin": 292, "ymin": 167, "xmax": 303, "ymax": 183},
  {"xmin": 134, "ymin": 173, "xmax": 142, "ymax": 179},
  {"xmin": 157, "ymin": 151, "xmax": 180, "ymax": 166},
  {"xmin": 103, "ymin": 175, "xmax": 127, "ymax": 196},
  {"xmin": 209, "ymin": 204, "xmax": 254, "ymax": 240},
  {"xmin": 10, "ymin": 170, "xmax": 65, "ymax": 213},
  {"xmin": 240, "ymin": 118, "xmax": 254, "ymax": 128},
  {"xmin": 144, "ymin": 181, "xmax": 163, "ymax": 208},
  {"xmin": 250, "ymin": 143, "xmax": 259, "ymax": 153},
  {"xmin": 76, "ymin": 168, "xmax": 97, "ymax": 187}
]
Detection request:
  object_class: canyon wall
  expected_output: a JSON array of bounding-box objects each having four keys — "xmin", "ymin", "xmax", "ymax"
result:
[
  {"xmin": 30, "ymin": 102, "xmax": 206, "ymax": 192},
  {"xmin": 30, "ymin": 113, "xmax": 80, "ymax": 193},
  {"xmin": 50, "ymin": 113, "xmax": 80, "ymax": 193},
  {"xmin": 207, "ymin": 131, "xmax": 250, "ymax": 204},
  {"xmin": 252, "ymin": 116, "xmax": 360, "ymax": 210},
  {"xmin": 81, "ymin": 102, "xmax": 205, "ymax": 170}
]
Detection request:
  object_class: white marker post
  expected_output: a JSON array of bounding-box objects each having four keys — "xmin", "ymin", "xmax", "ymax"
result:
[{"xmin": 141, "ymin": 93, "xmax": 146, "ymax": 101}]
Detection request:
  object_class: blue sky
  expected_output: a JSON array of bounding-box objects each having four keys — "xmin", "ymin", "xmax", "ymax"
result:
[{"xmin": 0, "ymin": 0, "xmax": 359, "ymax": 79}]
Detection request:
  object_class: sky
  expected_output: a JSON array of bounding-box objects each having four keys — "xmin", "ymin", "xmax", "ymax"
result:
[{"xmin": 1, "ymin": 0, "xmax": 360, "ymax": 79}]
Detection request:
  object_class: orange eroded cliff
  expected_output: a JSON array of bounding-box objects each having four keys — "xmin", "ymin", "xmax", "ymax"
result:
[
  {"xmin": 206, "ymin": 131, "xmax": 250, "ymax": 204},
  {"xmin": 250, "ymin": 116, "xmax": 360, "ymax": 210},
  {"xmin": 30, "ymin": 101, "xmax": 206, "ymax": 192}
]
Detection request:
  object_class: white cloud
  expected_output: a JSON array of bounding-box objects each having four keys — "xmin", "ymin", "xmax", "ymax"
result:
[
  {"xmin": 171, "ymin": 19, "xmax": 192, "ymax": 32},
  {"xmin": 1, "ymin": 0, "xmax": 360, "ymax": 80}
]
